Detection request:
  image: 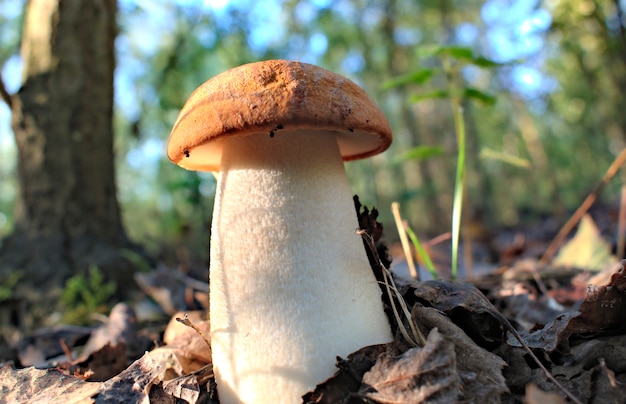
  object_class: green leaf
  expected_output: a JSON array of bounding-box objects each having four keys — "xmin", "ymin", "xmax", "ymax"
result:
[
  {"xmin": 416, "ymin": 45, "xmax": 504, "ymax": 69},
  {"xmin": 464, "ymin": 88, "xmax": 496, "ymax": 105},
  {"xmin": 415, "ymin": 44, "xmax": 446, "ymax": 59},
  {"xmin": 409, "ymin": 90, "xmax": 450, "ymax": 103},
  {"xmin": 393, "ymin": 145, "xmax": 444, "ymax": 163},
  {"xmin": 381, "ymin": 69, "xmax": 434, "ymax": 90},
  {"xmin": 405, "ymin": 225, "xmax": 438, "ymax": 279},
  {"xmin": 479, "ymin": 147, "xmax": 532, "ymax": 169},
  {"xmin": 471, "ymin": 56, "xmax": 502, "ymax": 68},
  {"xmin": 445, "ymin": 46, "xmax": 474, "ymax": 61},
  {"xmin": 417, "ymin": 45, "xmax": 474, "ymax": 61}
]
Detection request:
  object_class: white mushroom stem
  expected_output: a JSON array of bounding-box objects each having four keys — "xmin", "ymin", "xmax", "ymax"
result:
[{"xmin": 209, "ymin": 130, "xmax": 393, "ymax": 404}]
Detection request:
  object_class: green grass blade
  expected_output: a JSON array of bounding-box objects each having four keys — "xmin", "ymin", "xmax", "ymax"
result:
[{"xmin": 404, "ymin": 225, "xmax": 438, "ymax": 279}]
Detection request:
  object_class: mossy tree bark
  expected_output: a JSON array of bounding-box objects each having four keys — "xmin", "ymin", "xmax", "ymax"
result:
[{"xmin": 0, "ymin": 0, "xmax": 139, "ymax": 303}]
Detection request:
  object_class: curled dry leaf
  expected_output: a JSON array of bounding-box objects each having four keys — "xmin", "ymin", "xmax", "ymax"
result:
[
  {"xmin": 361, "ymin": 328, "xmax": 459, "ymax": 404},
  {"xmin": 525, "ymin": 383, "xmax": 566, "ymax": 404},
  {"xmin": 81, "ymin": 303, "xmax": 142, "ymax": 359},
  {"xmin": 303, "ymin": 344, "xmax": 387, "ymax": 403},
  {"xmin": 163, "ymin": 310, "xmax": 212, "ymax": 374},
  {"xmin": 95, "ymin": 351, "xmax": 168, "ymax": 403},
  {"xmin": 0, "ymin": 364, "xmax": 101, "ymax": 404},
  {"xmin": 134, "ymin": 266, "xmax": 208, "ymax": 315},
  {"xmin": 94, "ymin": 347, "xmax": 204, "ymax": 404},
  {"xmin": 72, "ymin": 342, "xmax": 129, "ymax": 382},
  {"xmin": 508, "ymin": 264, "xmax": 626, "ymax": 351},
  {"xmin": 413, "ymin": 280, "xmax": 508, "ymax": 346},
  {"xmin": 304, "ymin": 329, "xmax": 464, "ymax": 404},
  {"xmin": 412, "ymin": 305, "xmax": 508, "ymax": 402},
  {"xmin": 17, "ymin": 325, "xmax": 93, "ymax": 367}
]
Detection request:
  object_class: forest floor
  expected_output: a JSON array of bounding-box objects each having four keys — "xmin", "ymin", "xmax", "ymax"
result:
[{"xmin": 1, "ymin": 204, "xmax": 626, "ymax": 403}]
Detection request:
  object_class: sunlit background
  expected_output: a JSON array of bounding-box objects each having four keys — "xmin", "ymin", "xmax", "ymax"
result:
[{"xmin": 1, "ymin": 0, "xmax": 625, "ymax": 266}]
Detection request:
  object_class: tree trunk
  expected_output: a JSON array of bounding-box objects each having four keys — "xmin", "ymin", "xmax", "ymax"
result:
[{"xmin": 0, "ymin": 0, "xmax": 138, "ymax": 302}]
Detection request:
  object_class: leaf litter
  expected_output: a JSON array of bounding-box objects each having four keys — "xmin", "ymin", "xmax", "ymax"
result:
[{"xmin": 2, "ymin": 205, "xmax": 626, "ymax": 402}]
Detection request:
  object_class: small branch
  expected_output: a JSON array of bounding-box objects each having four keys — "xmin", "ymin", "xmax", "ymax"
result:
[
  {"xmin": 0, "ymin": 76, "xmax": 13, "ymax": 109},
  {"xmin": 540, "ymin": 147, "xmax": 626, "ymax": 264},
  {"xmin": 176, "ymin": 314, "xmax": 212, "ymax": 352}
]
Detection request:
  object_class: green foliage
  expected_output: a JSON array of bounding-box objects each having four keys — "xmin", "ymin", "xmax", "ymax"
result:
[
  {"xmin": 0, "ymin": 270, "xmax": 22, "ymax": 300},
  {"xmin": 405, "ymin": 225, "xmax": 437, "ymax": 279},
  {"xmin": 385, "ymin": 44, "xmax": 506, "ymax": 278},
  {"xmin": 61, "ymin": 265, "xmax": 116, "ymax": 325},
  {"xmin": 380, "ymin": 69, "xmax": 434, "ymax": 90},
  {"xmin": 480, "ymin": 148, "xmax": 532, "ymax": 169},
  {"xmin": 392, "ymin": 145, "xmax": 444, "ymax": 164},
  {"xmin": 4, "ymin": 0, "xmax": 623, "ymax": 275}
]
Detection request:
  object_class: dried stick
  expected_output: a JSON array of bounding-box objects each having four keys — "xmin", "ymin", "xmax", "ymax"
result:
[{"xmin": 541, "ymin": 147, "xmax": 626, "ymax": 265}]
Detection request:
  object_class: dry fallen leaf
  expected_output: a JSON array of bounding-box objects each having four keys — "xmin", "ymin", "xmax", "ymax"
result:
[
  {"xmin": 553, "ymin": 214, "xmax": 616, "ymax": 272},
  {"xmin": 80, "ymin": 303, "xmax": 142, "ymax": 359},
  {"xmin": 412, "ymin": 305, "xmax": 508, "ymax": 402},
  {"xmin": 17, "ymin": 325, "xmax": 93, "ymax": 367},
  {"xmin": 163, "ymin": 311, "xmax": 212, "ymax": 374},
  {"xmin": 525, "ymin": 383, "xmax": 566, "ymax": 404},
  {"xmin": 413, "ymin": 280, "xmax": 508, "ymax": 346},
  {"xmin": 303, "ymin": 344, "xmax": 387, "ymax": 403},
  {"xmin": 0, "ymin": 364, "xmax": 101, "ymax": 404},
  {"xmin": 134, "ymin": 266, "xmax": 208, "ymax": 316},
  {"xmin": 72, "ymin": 342, "xmax": 129, "ymax": 382},
  {"xmin": 361, "ymin": 328, "xmax": 459, "ymax": 404},
  {"xmin": 508, "ymin": 264, "xmax": 626, "ymax": 351}
]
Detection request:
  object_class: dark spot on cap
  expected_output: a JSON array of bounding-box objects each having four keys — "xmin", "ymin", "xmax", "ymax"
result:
[{"xmin": 184, "ymin": 150, "xmax": 190, "ymax": 158}]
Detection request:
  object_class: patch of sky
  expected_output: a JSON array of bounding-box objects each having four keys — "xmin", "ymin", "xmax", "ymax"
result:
[
  {"xmin": 125, "ymin": 137, "xmax": 164, "ymax": 170},
  {"xmin": 2, "ymin": 54, "xmax": 21, "ymax": 94},
  {"xmin": 481, "ymin": 0, "xmax": 555, "ymax": 102},
  {"xmin": 341, "ymin": 51, "xmax": 366, "ymax": 75},
  {"xmin": 395, "ymin": 27, "xmax": 421, "ymax": 47},
  {"xmin": 510, "ymin": 65, "xmax": 557, "ymax": 96},
  {"xmin": 295, "ymin": 1, "xmax": 317, "ymax": 24},
  {"xmin": 0, "ymin": 55, "xmax": 20, "ymax": 156},
  {"xmin": 311, "ymin": 0, "xmax": 332, "ymax": 8},
  {"xmin": 362, "ymin": 6, "xmax": 383, "ymax": 27},
  {"xmin": 196, "ymin": 25, "xmax": 218, "ymax": 48},
  {"xmin": 455, "ymin": 23, "xmax": 479, "ymax": 45},
  {"xmin": 0, "ymin": 0, "xmax": 21, "ymax": 18},
  {"xmin": 203, "ymin": 0, "xmax": 231, "ymax": 12},
  {"xmin": 482, "ymin": 0, "xmax": 551, "ymax": 62},
  {"xmin": 246, "ymin": 0, "xmax": 286, "ymax": 53},
  {"xmin": 334, "ymin": 0, "xmax": 359, "ymax": 24},
  {"xmin": 309, "ymin": 32, "xmax": 328, "ymax": 55}
]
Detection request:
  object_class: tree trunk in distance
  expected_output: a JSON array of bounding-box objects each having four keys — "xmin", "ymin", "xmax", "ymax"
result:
[{"xmin": 0, "ymin": 0, "xmax": 142, "ymax": 308}]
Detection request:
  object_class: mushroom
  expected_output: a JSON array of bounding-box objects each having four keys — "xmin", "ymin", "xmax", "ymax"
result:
[{"xmin": 167, "ymin": 60, "xmax": 393, "ymax": 404}]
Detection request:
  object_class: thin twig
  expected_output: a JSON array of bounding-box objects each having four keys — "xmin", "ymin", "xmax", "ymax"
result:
[
  {"xmin": 0, "ymin": 77, "xmax": 13, "ymax": 108},
  {"xmin": 358, "ymin": 229, "xmax": 426, "ymax": 347},
  {"xmin": 502, "ymin": 319, "xmax": 583, "ymax": 404},
  {"xmin": 540, "ymin": 147, "xmax": 626, "ymax": 265},
  {"xmin": 176, "ymin": 314, "xmax": 212, "ymax": 351}
]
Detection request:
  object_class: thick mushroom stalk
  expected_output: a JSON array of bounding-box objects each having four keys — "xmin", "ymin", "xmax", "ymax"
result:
[
  {"xmin": 210, "ymin": 131, "xmax": 392, "ymax": 403},
  {"xmin": 167, "ymin": 60, "xmax": 395, "ymax": 404}
]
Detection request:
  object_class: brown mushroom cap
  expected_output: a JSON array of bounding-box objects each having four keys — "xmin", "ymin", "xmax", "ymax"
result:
[{"xmin": 167, "ymin": 60, "xmax": 393, "ymax": 172}]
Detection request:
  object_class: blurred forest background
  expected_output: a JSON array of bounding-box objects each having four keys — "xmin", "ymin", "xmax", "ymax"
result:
[{"xmin": 0, "ymin": 0, "xmax": 625, "ymax": 307}]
